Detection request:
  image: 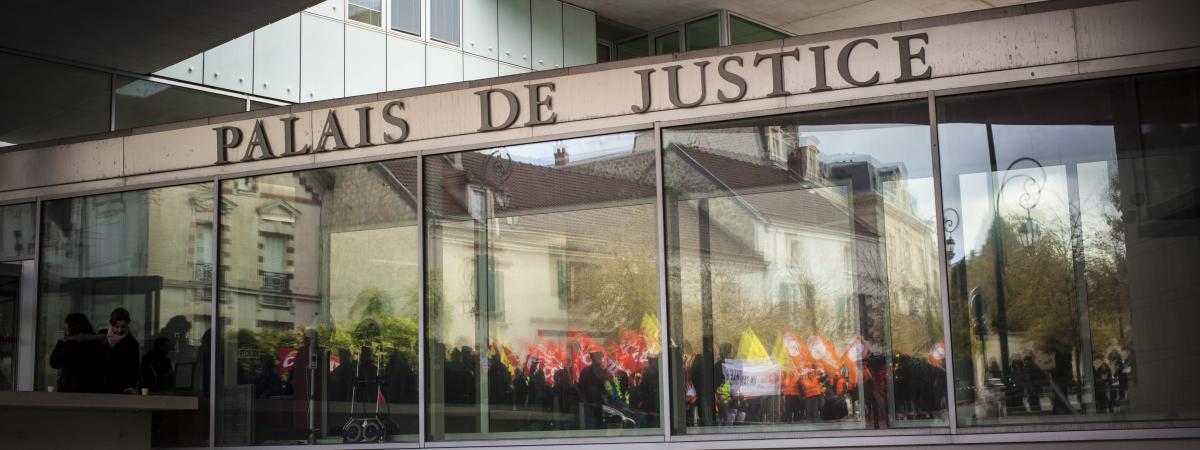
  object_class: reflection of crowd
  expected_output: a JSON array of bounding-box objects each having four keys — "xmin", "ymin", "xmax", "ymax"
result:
[
  {"xmin": 434, "ymin": 338, "xmax": 662, "ymax": 433},
  {"xmin": 893, "ymin": 354, "xmax": 948, "ymax": 421},
  {"xmin": 684, "ymin": 341, "xmax": 946, "ymax": 428},
  {"xmin": 50, "ymin": 308, "xmax": 201, "ymax": 395},
  {"xmin": 989, "ymin": 350, "xmax": 1131, "ymax": 416},
  {"xmin": 234, "ymin": 328, "xmax": 421, "ymax": 442}
]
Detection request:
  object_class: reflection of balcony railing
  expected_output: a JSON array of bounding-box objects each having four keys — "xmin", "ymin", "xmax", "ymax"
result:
[
  {"xmin": 259, "ymin": 296, "xmax": 292, "ymax": 309},
  {"xmin": 261, "ymin": 271, "xmax": 290, "ymax": 292},
  {"xmin": 194, "ymin": 263, "xmax": 213, "ymax": 284}
]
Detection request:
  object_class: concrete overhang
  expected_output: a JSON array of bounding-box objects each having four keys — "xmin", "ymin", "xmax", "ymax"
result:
[{"xmin": 0, "ymin": 0, "xmax": 323, "ymax": 74}]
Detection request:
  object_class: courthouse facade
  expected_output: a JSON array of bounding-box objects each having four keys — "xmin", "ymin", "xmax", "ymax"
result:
[{"xmin": 2, "ymin": 0, "xmax": 1200, "ymax": 448}]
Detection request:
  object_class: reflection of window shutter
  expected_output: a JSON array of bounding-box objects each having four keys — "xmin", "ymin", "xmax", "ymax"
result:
[
  {"xmin": 195, "ymin": 224, "xmax": 213, "ymax": 264},
  {"xmin": 263, "ymin": 234, "xmax": 287, "ymax": 273},
  {"xmin": 557, "ymin": 258, "xmax": 569, "ymax": 310},
  {"xmin": 551, "ymin": 247, "xmax": 569, "ymax": 310},
  {"xmin": 486, "ymin": 255, "xmax": 504, "ymax": 312}
]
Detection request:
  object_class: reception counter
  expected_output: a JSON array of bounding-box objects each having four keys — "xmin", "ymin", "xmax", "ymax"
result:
[{"xmin": 0, "ymin": 391, "xmax": 198, "ymax": 450}]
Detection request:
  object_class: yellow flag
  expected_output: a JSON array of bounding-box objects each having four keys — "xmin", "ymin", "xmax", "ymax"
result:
[
  {"xmin": 771, "ymin": 332, "xmax": 785, "ymax": 365},
  {"xmin": 736, "ymin": 328, "xmax": 770, "ymax": 360},
  {"xmin": 641, "ymin": 313, "xmax": 661, "ymax": 353}
]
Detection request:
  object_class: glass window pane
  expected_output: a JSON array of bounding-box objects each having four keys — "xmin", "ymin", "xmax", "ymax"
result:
[
  {"xmin": 663, "ymin": 100, "xmax": 947, "ymax": 433},
  {"xmin": 425, "ymin": 132, "xmax": 663, "ymax": 439},
  {"xmin": 38, "ymin": 184, "xmax": 215, "ymax": 447},
  {"xmin": 0, "ymin": 203, "xmax": 36, "ymax": 260},
  {"xmin": 349, "ymin": 0, "xmax": 384, "ymax": 26},
  {"xmin": 685, "ymin": 15, "xmax": 719, "ymax": 51},
  {"xmin": 249, "ymin": 100, "xmax": 278, "ymax": 111},
  {"xmin": 654, "ymin": 31, "xmax": 680, "ymax": 55},
  {"xmin": 217, "ymin": 160, "xmax": 420, "ymax": 445},
  {"xmin": 616, "ymin": 35, "xmax": 648, "ymax": 61},
  {"xmin": 729, "ymin": 15, "xmax": 785, "ymax": 46},
  {"xmin": 430, "ymin": 0, "xmax": 462, "ymax": 46},
  {"xmin": 938, "ymin": 69, "xmax": 1200, "ymax": 427},
  {"xmin": 392, "ymin": 0, "xmax": 422, "ymax": 35},
  {"xmin": 114, "ymin": 76, "xmax": 246, "ymax": 130},
  {"xmin": 0, "ymin": 52, "xmax": 110, "ymax": 146},
  {"xmin": 0, "ymin": 261, "xmax": 19, "ymax": 391}
]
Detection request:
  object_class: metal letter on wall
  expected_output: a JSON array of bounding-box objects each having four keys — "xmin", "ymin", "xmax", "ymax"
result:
[
  {"xmin": 476, "ymin": 88, "xmax": 521, "ymax": 132},
  {"xmin": 213, "ymin": 126, "xmax": 243, "ymax": 165}
]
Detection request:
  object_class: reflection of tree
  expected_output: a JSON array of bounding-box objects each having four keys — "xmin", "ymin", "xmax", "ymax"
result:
[
  {"xmin": 1084, "ymin": 175, "xmax": 1131, "ymax": 362},
  {"xmin": 957, "ymin": 173, "xmax": 1131, "ymax": 374},
  {"xmin": 570, "ymin": 228, "xmax": 659, "ymax": 336},
  {"xmin": 790, "ymin": 265, "xmax": 848, "ymax": 339},
  {"xmin": 233, "ymin": 287, "xmax": 420, "ymax": 382}
]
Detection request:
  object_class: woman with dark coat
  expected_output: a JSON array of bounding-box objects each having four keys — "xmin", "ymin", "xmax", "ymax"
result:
[
  {"xmin": 100, "ymin": 307, "xmax": 141, "ymax": 394},
  {"xmin": 49, "ymin": 313, "xmax": 105, "ymax": 393}
]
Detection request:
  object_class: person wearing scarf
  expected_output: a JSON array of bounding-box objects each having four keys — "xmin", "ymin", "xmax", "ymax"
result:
[{"xmin": 100, "ymin": 307, "xmax": 141, "ymax": 394}]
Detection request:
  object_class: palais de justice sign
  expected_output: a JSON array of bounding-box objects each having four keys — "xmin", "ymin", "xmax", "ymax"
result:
[{"xmin": 212, "ymin": 33, "xmax": 931, "ymax": 166}]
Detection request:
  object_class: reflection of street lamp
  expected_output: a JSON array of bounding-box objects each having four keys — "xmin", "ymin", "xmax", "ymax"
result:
[
  {"xmin": 944, "ymin": 208, "xmax": 960, "ymax": 260},
  {"xmin": 482, "ymin": 150, "xmax": 514, "ymax": 211},
  {"xmin": 987, "ymin": 144, "xmax": 1046, "ymax": 384},
  {"xmin": 1016, "ymin": 214, "xmax": 1041, "ymax": 248}
]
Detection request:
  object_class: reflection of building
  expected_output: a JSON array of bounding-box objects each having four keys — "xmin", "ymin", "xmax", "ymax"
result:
[
  {"xmin": 38, "ymin": 186, "xmax": 216, "ymax": 391},
  {"xmin": 657, "ymin": 125, "xmax": 942, "ymax": 357},
  {"xmin": 424, "ymin": 142, "xmax": 659, "ymax": 349}
]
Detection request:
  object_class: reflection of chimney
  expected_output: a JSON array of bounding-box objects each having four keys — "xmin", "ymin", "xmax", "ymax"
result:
[
  {"xmin": 787, "ymin": 136, "xmax": 820, "ymax": 180},
  {"xmin": 554, "ymin": 147, "xmax": 569, "ymax": 166}
]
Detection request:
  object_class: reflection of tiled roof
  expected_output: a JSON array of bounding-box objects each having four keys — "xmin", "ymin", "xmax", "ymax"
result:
[
  {"xmin": 668, "ymin": 145, "xmax": 854, "ymax": 233},
  {"xmin": 426, "ymin": 151, "xmax": 657, "ymax": 219}
]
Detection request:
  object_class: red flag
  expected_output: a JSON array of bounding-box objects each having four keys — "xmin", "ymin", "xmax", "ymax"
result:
[
  {"xmin": 527, "ymin": 335, "xmax": 567, "ymax": 385},
  {"xmin": 568, "ymin": 330, "xmax": 604, "ymax": 382},
  {"xmin": 329, "ymin": 354, "xmax": 341, "ymax": 373},
  {"xmin": 277, "ymin": 347, "xmax": 298, "ymax": 374},
  {"xmin": 927, "ymin": 341, "xmax": 946, "ymax": 368}
]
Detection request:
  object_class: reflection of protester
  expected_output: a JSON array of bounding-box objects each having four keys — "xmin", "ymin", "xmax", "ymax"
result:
[
  {"xmin": 1050, "ymin": 350, "xmax": 1073, "ymax": 414},
  {"xmin": 141, "ymin": 337, "xmax": 175, "ymax": 392},
  {"xmin": 1111, "ymin": 352, "xmax": 1129, "ymax": 409},
  {"xmin": 488, "ymin": 352, "xmax": 513, "ymax": 407},
  {"xmin": 198, "ymin": 328, "xmax": 212, "ymax": 394},
  {"xmin": 800, "ymin": 364, "xmax": 823, "ymax": 421},
  {"xmin": 637, "ymin": 356, "xmax": 660, "ymax": 427},
  {"xmin": 49, "ymin": 313, "xmax": 105, "ymax": 393},
  {"xmin": 1023, "ymin": 355, "xmax": 1043, "ymax": 412},
  {"xmin": 864, "ymin": 354, "xmax": 887, "ymax": 429},
  {"xmin": 100, "ymin": 308, "xmax": 140, "ymax": 394},
  {"xmin": 577, "ymin": 351, "xmax": 609, "ymax": 428},
  {"xmin": 1094, "ymin": 361, "xmax": 1112, "ymax": 413},
  {"xmin": 254, "ymin": 355, "xmax": 284, "ymax": 398}
]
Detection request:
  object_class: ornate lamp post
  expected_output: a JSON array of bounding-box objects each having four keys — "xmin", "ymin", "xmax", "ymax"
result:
[
  {"xmin": 988, "ymin": 152, "xmax": 1045, "ymax": 393},
  {"xmin": 944, "ymin": 207, "xmax": 960, "ymax": 260}
]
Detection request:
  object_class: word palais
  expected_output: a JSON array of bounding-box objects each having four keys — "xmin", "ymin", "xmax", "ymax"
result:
[{"xmin": 3, "ymin": 1, "xmax": 1200, "ymax": 449}]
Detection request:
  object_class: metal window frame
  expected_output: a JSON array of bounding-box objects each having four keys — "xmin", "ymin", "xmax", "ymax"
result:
[
  {"xmin": 8, "ymin": 59, "xmax": 1200, "ymax": 450},
  {"xmin": 388, "ymin": 0, "xmax": 424, "ymax": 37},
  {"xmin": 428, "ymin": 0, "xmax": 463, "ymax": 47},
  {"xmin": 347, "ymin": 0, "xmax": 386, "ymax": 28}
]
